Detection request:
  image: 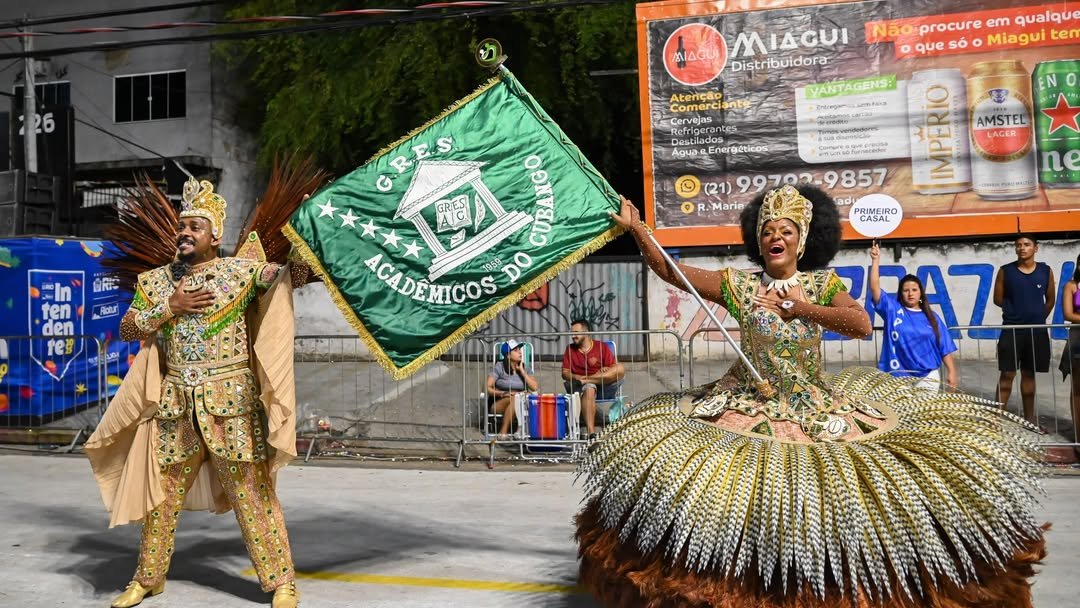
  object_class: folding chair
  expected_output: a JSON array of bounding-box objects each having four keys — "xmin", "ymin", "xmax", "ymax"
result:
[
  {"xmin": 517, "ymin": 392, "xmax": 581, "ymax": 459},
  {"xmin": 590, "ymin": 339, "xmax": 627, "ymax": 434}
]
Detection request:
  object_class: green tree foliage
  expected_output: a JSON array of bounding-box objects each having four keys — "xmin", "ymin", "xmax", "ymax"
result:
[{"xmin": 220, "ymin": 1, "xmax": 642, "ymax": 203}]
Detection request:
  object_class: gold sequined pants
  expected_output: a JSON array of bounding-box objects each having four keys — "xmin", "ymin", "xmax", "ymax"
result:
[{"xmin": 132, "ymin": 445, "xmax": 295, "ymax": 592}]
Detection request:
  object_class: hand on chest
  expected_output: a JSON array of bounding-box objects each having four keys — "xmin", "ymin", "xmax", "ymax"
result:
[{"xmin": 173, "ymin": 262, "xmax": 255, "ymax": 317}]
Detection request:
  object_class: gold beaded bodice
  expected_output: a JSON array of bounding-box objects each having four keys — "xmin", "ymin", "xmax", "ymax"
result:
[
  {"xmin": 165, "ymin": 260, "xmax": 258, "ymax": 370},
  {"xmin": 122, "ymin": 257, "xmax": 283, "ymax": 465},
  {"xmin": 688, "ymin": 269, "xmax": 891, "ymax": 442}
]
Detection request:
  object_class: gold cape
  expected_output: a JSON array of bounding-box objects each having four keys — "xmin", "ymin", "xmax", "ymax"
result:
[{"xmin": 85, "ymin": 273, "xmax": 297, "ymax": 528}]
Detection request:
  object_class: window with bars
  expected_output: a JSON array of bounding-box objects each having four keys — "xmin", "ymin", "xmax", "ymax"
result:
[{"xmin": 114, "ymin": 70, "xmax": 186, "ymax": 123}]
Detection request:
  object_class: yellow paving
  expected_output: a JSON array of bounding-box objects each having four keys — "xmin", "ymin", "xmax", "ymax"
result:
[{"xmin": 243, "ymin": 569, "xmax": 584, "ymax": 594}]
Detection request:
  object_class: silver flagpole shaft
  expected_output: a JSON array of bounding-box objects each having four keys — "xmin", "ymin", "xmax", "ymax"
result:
[{"xmin": 643, "ymin": 231, "xmax": 772, "ymax": 392}]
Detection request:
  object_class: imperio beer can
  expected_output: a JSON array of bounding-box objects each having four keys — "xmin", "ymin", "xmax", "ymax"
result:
[
  {"xmin": 1033, "ymin": 60, "xmax": 1080, "ymax": 188},
  {"xmin": 967, "ymin": 60, "xmax": 1037, "ymax": 200},
  {"xmin": 907, "ymin": 69, "xmax": 971, "ymax": 194}
]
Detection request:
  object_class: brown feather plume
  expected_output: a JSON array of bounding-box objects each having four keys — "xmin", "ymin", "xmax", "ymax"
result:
[
  {"xmin": 102, "ymin": 174, "xmax": 179, "ymax": 290},
  {"xmin": 575, "ymin": 500, "xmax": 1048, "ymax": 608},
  {"xmin": 235, "ymin": 153, "xmax": 330, "ymax": 263},
  {"xmin": 102, "ymin": 155, "xmax": 328, "ymax": 290}
]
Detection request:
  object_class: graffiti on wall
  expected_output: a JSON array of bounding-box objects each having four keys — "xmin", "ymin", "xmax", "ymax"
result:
[
  {"xmin": 499, "ymin": 277, "xmax": 624, "ymax": 342},
  {"xmin": 835, "ymin": 261, "xmax": 1076, "ymax": 341},
  {"xmin": 564, "ymin": 278, "xmax": 622, "ymax": 331}
]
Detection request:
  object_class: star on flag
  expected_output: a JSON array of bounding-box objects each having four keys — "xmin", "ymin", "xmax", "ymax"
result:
[
  {"xmin": 381, "ymin": 229, "xmax": 403, "ymax": 249},
  {"xmin": 339, "ymin": 209, "xmax": 360, "ymax": 228},
  {"xmin": 403, "ymin": 240, "xmax": 423, "ymax": 258},
  {"xmin": 317, "ymin": 208, "xmax": 418, "ymax": 254},
  {"xmin": 317, "ymin": 199, "xmax": 339, "ymax": 218},
  {"xmin": 1041, "ymin": 93, "xmax": 1080, "ymax": 134},
  {"xmin": 359, "ymin": 219, "xmax": 378, "ymax": 239}
]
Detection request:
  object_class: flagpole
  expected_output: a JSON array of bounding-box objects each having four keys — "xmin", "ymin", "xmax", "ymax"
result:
[
  {"xmin": 472, "ymin": 38, "xmax": 773, "ymax": 396},
  {"xmin": 643, "ymin": 232, "xmax": 774, "ymax": 397}
]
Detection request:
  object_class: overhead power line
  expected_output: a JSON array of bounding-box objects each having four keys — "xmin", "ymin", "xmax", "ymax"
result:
[
  {"xmin": 0, "ymin": 1, "xmax": 228, "ymax": 30},
  {"xmin": 0, "ymin": 0, "xmax": 621, "ymax": 61},
  {"xmin": 74, "ymin": 116, "xmax": 169, "ymax": 160},
  {"xmin": 0, "ymin": 1, "xmax": 534, "ymax": 37}
]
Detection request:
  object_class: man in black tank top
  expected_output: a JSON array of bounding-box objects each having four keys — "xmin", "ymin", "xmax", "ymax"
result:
[{"xmin": 993, "ymin": 234, "xmax": 1056, "ymax": 428}]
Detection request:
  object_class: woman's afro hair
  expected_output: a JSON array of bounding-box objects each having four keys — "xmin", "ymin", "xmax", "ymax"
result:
[{"xmin": 739, "ymin": 184, "xmax": 841, "ymax": 270}]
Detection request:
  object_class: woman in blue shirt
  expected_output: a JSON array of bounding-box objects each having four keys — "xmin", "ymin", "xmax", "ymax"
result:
[{"xmin": 869, "ymin": 243, "xmax": 958, "ymax": 390}]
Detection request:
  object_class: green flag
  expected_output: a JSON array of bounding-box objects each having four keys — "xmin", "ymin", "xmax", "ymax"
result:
[{"xmin": 285, "ymin": 69, "xmax": 622, "ymax": 379}]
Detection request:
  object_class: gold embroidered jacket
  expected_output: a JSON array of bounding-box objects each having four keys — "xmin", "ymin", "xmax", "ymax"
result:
[{"xmin": 120, "ymin": 257, "xmax": 286, "ymax": 467}]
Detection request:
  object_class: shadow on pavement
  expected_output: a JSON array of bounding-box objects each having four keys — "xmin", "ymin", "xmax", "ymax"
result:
[{"xmin": 40, "ymin": 500, "xmax": 586, "ymax": 604}]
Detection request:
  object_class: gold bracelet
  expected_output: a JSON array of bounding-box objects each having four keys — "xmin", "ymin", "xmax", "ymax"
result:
[{"xmin": 635, "ymin": 220, "xmax": 654, "ymax": 235}]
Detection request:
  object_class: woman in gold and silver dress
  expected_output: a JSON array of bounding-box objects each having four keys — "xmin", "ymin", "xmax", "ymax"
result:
[{"xmin": 575, "ymin": 184, "xmax": 1046, "ymax": 608}]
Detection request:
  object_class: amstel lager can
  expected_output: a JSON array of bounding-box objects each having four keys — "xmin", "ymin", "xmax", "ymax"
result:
[
  {"xmin": 967, "ymin": 60, "xmax": 1037, "ymax": 199},
  {"xmin": 1033, "ymin": 59, "xmax": 1080, "ymax": 188},
  {"xmin": 907, "ymin": 69, "xmax": 971, "ymax": 194}
]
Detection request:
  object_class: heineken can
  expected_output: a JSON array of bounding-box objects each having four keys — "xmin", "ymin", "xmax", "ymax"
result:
[
  {"xmin": 907, "ymin": 69, "xmax": 971, "ymax": 194},
  {"xmin": 1033, "ymin": 59, "xmax": 1080, "ymax": 188},
  {"xmin": 967, "ymin": 60, "xmax": 1037, "ymax": 200}
]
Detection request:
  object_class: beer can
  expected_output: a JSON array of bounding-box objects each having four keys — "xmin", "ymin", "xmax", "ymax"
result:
[
  {"xmin": 907, "ymin": 69, "xmax": 971, "ymax": 194},
  {"xmin": 966, "ymin": 60, "xmax": 1037, "ymax": 200},
  {"xmin": 1033, "ymin": 59, "xmax": 1080, "ymax": 188}
]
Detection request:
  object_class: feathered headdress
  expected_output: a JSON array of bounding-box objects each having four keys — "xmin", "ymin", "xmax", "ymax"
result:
[{"xmin": 104, "ymin": 154, "xmax": 329, "ymax": 290}]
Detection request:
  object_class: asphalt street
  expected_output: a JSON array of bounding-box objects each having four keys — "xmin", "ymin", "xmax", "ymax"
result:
[{"xmin": 1, "ymin": 453, "xmax": 1077, "ymax": 607}]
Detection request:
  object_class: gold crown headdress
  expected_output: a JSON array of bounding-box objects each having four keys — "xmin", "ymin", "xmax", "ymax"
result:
[
  {"xmin": 180, "ymin": 177, "xmax": 227, "ymax": 239},
  {"xmin": 757, "ymin": 185, "xmax": 813, "ymax": 258}
]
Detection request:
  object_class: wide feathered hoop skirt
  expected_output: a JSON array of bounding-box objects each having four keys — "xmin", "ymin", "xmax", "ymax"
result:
[{"xmin": 575, "ymin": 368, "xmax": 1046, "ymax": 608}]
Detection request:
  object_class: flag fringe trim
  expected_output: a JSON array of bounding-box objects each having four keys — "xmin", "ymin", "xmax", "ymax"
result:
[{"xmin": 283, "ymin": 222, "xmax": 624, "ymax": 380}]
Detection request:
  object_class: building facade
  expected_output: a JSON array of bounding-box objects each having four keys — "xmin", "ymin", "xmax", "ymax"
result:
[{"xmin": 0, "ymin": 0, "xmax": 259, "ymax": 247}]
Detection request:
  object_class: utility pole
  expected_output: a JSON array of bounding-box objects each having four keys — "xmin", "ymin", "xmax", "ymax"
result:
[{"xmin": 21, "ymin": 20, "xmax": 38, "ymax": 173}]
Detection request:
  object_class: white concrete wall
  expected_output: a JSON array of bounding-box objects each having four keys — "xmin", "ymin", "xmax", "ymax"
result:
[
  {"xmin": 648, "ymin": 240, "xmax": 1080, "ymax": 361},
  {"xmin": 209, "ymin": 51, "xmax": 260, "ymax": 254},
  {"xmin": 294, "ymin": 282, "xmax": 357, "ymax": 336},
  {"xmin": 292, "ymin": 282, "xmax": 373, "ymax": 358}
]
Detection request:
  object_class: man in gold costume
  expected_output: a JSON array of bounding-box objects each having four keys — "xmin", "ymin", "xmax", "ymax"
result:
[{"xmin": 86, "ymin": 176, "xmax": 310, "ymax": 608}]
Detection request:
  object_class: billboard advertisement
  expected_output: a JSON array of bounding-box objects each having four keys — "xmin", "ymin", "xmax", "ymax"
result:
[
  {"xmin": 0, "ymin": 238, "xmax": 138, "ymax": 420},
  {"xmin": 637, "ymin": 0, "xmax": 1080, "ymax": 246}
]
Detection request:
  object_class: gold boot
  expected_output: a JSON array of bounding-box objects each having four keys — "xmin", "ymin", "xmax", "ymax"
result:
[
  {"xmin": 271, "ymin": 582, "xmax": 299, "ymax": 608},
  {"xmin": 111, "ymin": 580, "xmax": 165, "ymax": 608}
]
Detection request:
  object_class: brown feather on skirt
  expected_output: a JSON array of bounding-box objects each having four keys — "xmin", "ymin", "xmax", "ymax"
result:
[{"xmin": 575, "ymin": 499, "xmax": 1047, "ymax": 608}]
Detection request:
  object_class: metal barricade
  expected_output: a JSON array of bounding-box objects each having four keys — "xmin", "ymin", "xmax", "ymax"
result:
[
  {"xmin": 0, "ymin": 334, "xmax": 109, "ymax": 452},
  {"xmin": 950, "ymin": 324, "xmax": 1077, "ymax": 447},
  {"xmin": 457, "ymin": 329, "xmax": 685, "ymax": 467},
  {"xmin": 293, "ymin": 335, "xmax": 469, "ymax": 462}
]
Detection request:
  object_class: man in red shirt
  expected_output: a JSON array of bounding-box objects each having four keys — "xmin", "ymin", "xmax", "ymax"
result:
[{"xmin": 562, "ymin": 319, "xmax": 625, "ymax": 439}]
